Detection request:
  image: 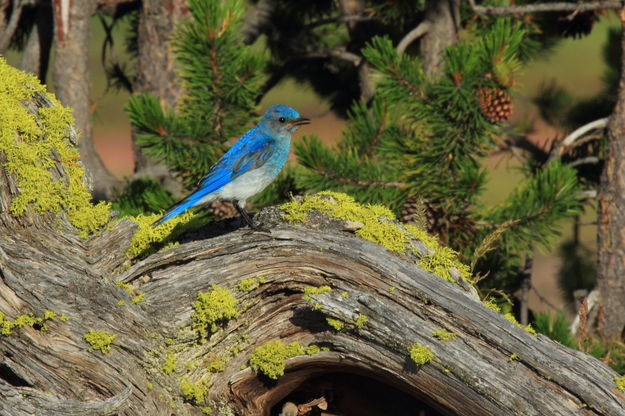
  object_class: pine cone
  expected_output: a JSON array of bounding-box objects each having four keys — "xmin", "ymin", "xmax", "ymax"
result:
[
  {"xmin": 478, "ymin": 88, "xmax": 513, "ymax": 123},
  {"xmin": 401, "ymin": 196, "xmax": 427, "ymax": 229}
]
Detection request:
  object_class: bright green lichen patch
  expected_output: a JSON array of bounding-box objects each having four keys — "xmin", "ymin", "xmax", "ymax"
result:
[
  {"xmin": 504, "ymin": 313, "xmax": 537, "ymax": 336},
  {"xmin": 355, "ymin": 314, "xmax": 367, "ymax": 328},
  {"xmin": 192, "ymin": 285, "xmax": 238, "ymax": 337},
  {"xmin": 83, "ymin": 330, "xmax": 117, "ymax": 354},
  {"xmin": 340, "ymin": 291, "xmax": 349, "ymax": 298},
  {"xmin": 0, "ymin": 58, "xmax": 111, "ymax": 237},
  {"xmin": 405, "ymin": 225, "xmax": 471, "ymax": 283},
  {"xmin": 410, "ymin": 344, "xmax": 434, "ymax": 365},
  {"xmin": 281, "ymin": 192, "xmax": 471, "ymax": 284},
  {"xmin": 432, "ymin": 328, "xmax": 456, "ymax": 342},
  {"xmin": 180, "ymin": 379, "xmax": 207, "ymax": 404},
  {"xmin": 115, "ymin": 280, "xmax": 145, "ymax": 304},
  {"xmin": 302, "ymin": 285, "xmax": 332, "ymax": 310},
  {"xmin": 281, "ymin": 192, "xmax": 407, "ymax": 251},
  {"xmin": 235, "ymin": 276, "xmax": 266, "ymax": 292},
  {"xmin": 483, "ymin": 298, "xmax": 537, "ymax": 336},
  {"xmin": 126, "ymin": 211, "xmax": 197, "ymax": 258},
  {"xmin": 615, "ymin": 375, "xmax": 625, "ymax": 391},
  {"xmin": 326, "ymin": 317, "xmax": 345, "ymax": 331},
  {"xmin": 248, "ymin": 340, "xmax": 306, "ymax": 380},
  {"xmin": 162, "ymin": 350, "xmax": 177, "ymax": 374},
  {"xmin": 0, "ymin": 310, "xmax": 63, "ymax": 335},
  {"xmin": 508, "ymin": 353, "xmax": 518, "ymax": 362}
]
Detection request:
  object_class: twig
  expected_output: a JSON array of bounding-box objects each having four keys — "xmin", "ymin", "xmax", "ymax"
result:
[
  {"xmin": 530, "ymin": 284, "xmax": 559, "ymax": 310},
  {"xmin": 569, "ymin": 156, "xmax": 600, "ymax": 168},
  {"xmin": 0, "ymin": 0, "xmax": 24, "ymax": 53},
  {"xmin": 560, "ymin": 117, "xmax": 608, "ymax": 150},
  {"xmin": 396, "ymin": 21, "xmax": 431, "ymax": 54},
  {"xmin": 468, "ymin": 0, "xmax": 623, "ymax": 16},
  {"xmin": 580, "ymin": 189, "xmax": 598, "ymax": 199},
  {"xmin": 547, "ymin": 117, "xmax": 608, "ymax": 163}
]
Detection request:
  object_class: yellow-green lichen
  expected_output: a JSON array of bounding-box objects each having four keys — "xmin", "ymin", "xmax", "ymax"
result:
[
  {"xmin": 180, "ymin": 379, "xmax": 207, "ymax": 404},
  {"xmin": 405, "ymin": 224, "xmax": 471, "ymax": 283},
  {"xmin": 389, "ymin": 286, "xmax": 396, "ymax": 292},
  {"xmin": 162, "ymin": 350, "xmax": 177, "ymax": 374},
  {"xmin": 432, "ymin": 328, "xmax": 456, "ymax": 342},
  {"xmin": 126, "ymin": 211, "xmax": 196, "ymax": 258},
  {"xmin": 504, "ymin": 312, "xmax": 537, "ymax": 336},
  {"xmin": 115, "ymin": 280, "xmax": 145, "ymax": 304},
  {"xmin": 192, "ymin": 285, "xmax": 238, "ymax": 337},
  {"xmin": 615, "ymin": 375, "xmax": 625, "ymax": 392},
  {"xmin": 508, "ymin": 353, "xmax": 518, "ymax": 362},
  {"xmin": 483, "ymin": 298, "xmax": 537, "ymax": 336},
  {"xmin": 280, "ymin": 193, "xmax": 471, "ymax": 284},
  {"xmin": 0, "ymin": 310, "xmax": 63, "ymax": 335},
  {"xmin": 355, "ymin": 314, "xmax": 367, "ymax": 328},
  {"xmin": 117, "ymin": 300, "xmax": 125, "ymax": 306},
  {"xmin": 0, "ymin": 58, "xmax": 111, "ymax": 237},
  {"xmin": 132, "ymin": 292, "xmax": 146, "ymax": 304},
  {"xmin": 206, "ymin": 356, "xmax": 225, "ymax": 373},
  {"xmin": 248, "ymin": 340, "xmax": 306, "ymax": 380},
  {"xmin": 281, "ymin": 192, "xmax": 407, "ymax": 251},
  {"xmin": 302, "ymin": 285, "xmax": 332, "ymax": 310},
  {"xmin": 235, "ymin": 276, "xmax": 266, "ymax": 292},
  {"xmin": 326, "ymin": 317, "xmax": 345, "ymax": 331},
  {"xmin": 83, "ymin": 329, "xmax": 116, "ymax": 354},
  {"xmin": 340, "ymin": 291, "xmax": 349, "ymax": 298},
  {"xmin": 410, "ymin": 344, "xmax": 434, "ymax": 365}
]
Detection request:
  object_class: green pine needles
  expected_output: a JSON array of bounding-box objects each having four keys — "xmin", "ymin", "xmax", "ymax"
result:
[
  {"xmin": 126, "ymin": 0, "xmax": 265, "ymax": 188},
  {"xmin": 292, "ymin": 18, "xmax": 583, "ymax": 293}
]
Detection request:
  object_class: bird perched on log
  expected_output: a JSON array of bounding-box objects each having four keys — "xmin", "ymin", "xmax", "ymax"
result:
[{"xmin": 154, "ymin": 104, "xmax": 309, "ymax": 229}]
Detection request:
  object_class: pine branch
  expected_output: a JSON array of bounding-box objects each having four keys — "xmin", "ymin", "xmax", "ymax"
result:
[{"xmin": 468, "ymin": 0, "xmax": 623, "ymax": 16}]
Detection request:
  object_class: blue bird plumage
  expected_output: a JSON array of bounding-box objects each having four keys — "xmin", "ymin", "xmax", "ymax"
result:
[{"xmin": 153, "ymin": 104, "xmax": 309, "ymax": 228}]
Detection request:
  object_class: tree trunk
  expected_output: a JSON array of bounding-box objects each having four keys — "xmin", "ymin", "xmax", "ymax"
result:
[
  {"xmin": 597, "ymin": 8, "xmax": 625, "ymax": 339},
  {"xmin": 420, "ymin": 0, "xmax": 459, "ymax": 78},
  {"xmin": 52, "ymin": 0, "xmax": 121, "ymax": 200},
  {"xmin": 132, "ymin": 0, "xmax": 187, "ymax": 196},
  {"xmin": 1, "ymin": 92, "xmax": 625, "ymax": 416},
  {"xmin": 18, "ymin": 0, "xmax": 53, "ymax": 83}
]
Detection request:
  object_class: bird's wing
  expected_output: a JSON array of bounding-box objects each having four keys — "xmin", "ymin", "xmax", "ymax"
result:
[
  {"xmin": 197, "ymin": 132, "xmax": 275, "ymax": 190},
  {"xmin": 152, "ymin": 134, "xmax": 275, "ymax": 226}
]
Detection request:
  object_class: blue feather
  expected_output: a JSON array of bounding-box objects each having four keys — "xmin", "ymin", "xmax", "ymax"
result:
[{"xmin": 152, "ymin": 104, "xmax": 309, "ymax": 227}]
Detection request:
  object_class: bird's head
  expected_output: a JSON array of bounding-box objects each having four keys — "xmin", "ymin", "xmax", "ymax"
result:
[{"xmin": 258, "ymin": 104, "xmax": 310, "ymax": 138}]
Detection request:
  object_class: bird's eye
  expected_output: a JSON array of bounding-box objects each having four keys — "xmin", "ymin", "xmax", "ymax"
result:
[{"xmin": 278, "ymin": 117, "xmax": 286, "ymax": 123}]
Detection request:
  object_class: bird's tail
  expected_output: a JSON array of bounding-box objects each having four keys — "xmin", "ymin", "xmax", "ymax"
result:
[{"xmin": 152, "ymin": 190, "xmax": 212, "ymax": 227}]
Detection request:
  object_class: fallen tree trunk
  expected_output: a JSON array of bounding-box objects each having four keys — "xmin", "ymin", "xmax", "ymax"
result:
[{"xmin": 1, "ymin": 63, "xmax": 625, "ymax": 416}]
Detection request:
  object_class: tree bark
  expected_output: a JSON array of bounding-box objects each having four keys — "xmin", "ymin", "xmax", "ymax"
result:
[
  {"xmin": 52, "ymin": 0, "xmax": 121, "ymax": 200},
  {"xmin": 420, "ymin": 0, "xmax": 460, "ymax": 78},
  {"xmin": 18, "ymin": 0, "xmax": 53, "ymax": 83},
  {"xmin": 597, "ymin": 8, "xmax": 625, "ymax": 339},
  {"xmin": 1, "ymin": 93, "xmax": 625, "ymax": 416},
  {"xmin": 132, "ymin": 0, "xmax": 187, "ymax": 196}
]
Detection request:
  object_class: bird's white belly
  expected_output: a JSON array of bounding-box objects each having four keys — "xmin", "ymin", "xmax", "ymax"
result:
[{"xmin": 211, "ymin": 168, "xmax": 276, "ymax": 203}]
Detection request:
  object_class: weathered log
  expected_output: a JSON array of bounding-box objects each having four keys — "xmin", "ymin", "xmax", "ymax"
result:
[{"xmin": 1, "ymin": 60, "xmax": 625, "ymax": 416}]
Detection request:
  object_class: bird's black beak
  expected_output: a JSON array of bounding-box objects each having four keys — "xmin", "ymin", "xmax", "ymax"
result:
[{"xmin": 289, "ymin": 117, "xmax": 310, "ymax": 126}]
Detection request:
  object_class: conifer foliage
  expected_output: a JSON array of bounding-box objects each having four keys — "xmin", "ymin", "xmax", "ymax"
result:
[
  {"xmin": 293, "ymin": 18, "xmax": 584, "ymax": 291},
  {"xmin": 125, "ymin": 0, "xmax": 266, "ymax": 189},
  {"xmin": 121, "ymin": 1, "xmax": 585, "ymax": 294}
]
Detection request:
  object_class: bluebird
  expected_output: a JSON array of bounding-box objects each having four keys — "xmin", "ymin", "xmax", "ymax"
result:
[{"xmin": 154, "ymin": 104, "xmax": 309, "ymax": 229}]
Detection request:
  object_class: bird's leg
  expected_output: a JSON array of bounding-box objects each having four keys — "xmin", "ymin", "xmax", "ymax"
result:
[{"xmin": 235, "ymin": 201, "xmax": 261, "ymax": 230}]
